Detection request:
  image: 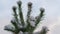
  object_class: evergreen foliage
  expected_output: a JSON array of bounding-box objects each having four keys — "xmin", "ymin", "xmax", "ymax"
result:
[{"xmin": 4, "ymin": 0, "xmax": 49, "ymax": 34}]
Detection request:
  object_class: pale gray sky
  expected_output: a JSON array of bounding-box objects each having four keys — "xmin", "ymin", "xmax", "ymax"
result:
[{"xmin": 0, "ymin": 0, "xmax": 60, "ymax": 34}]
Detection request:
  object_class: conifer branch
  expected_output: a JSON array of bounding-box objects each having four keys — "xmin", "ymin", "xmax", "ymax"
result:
[
  {"xmin": 40, "ymin": 26, "xmax": 49, "ymax": 34},
  {"xmin": 4, "ymin": 29, "xmax": 14, "ymax": 32},
  {"xmin": 35, "ymin": 8, "xmax": 45, "ymax": 26},
  {"xmin": 26, "ymin": 2, "xmax": 34, "ymax": 32},
  {"xmin": 17, "ymin": 1, "xmax": 25, "ymax": 26},
  {"xmin": 4, "ymin": 25, "xmax": 15, "ymax": 32},
  {"xmin": 4, "ymin": 1, "xmax": 49, "ymax": 34}
]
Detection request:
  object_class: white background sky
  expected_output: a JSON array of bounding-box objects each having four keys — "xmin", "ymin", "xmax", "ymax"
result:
[{"xmin": 0, "ymin": 0, "xmax": 60, "ymax": 34}]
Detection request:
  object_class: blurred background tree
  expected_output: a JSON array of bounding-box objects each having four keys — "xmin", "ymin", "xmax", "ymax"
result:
[{"xmin": 4, "ymin": 0, "xmax": 49, "ymax": 34}]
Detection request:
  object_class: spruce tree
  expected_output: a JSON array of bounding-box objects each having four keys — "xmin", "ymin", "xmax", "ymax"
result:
[{"xmin": 4, "ymin": 0, "xmax": 49, "ymax": 34}]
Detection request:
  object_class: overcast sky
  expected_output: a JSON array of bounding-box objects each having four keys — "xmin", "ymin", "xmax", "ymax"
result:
[{"xmin": 0, "ymin": 0, "xmax": 60, "ymax": 34}]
